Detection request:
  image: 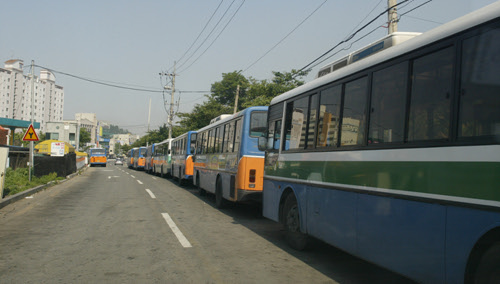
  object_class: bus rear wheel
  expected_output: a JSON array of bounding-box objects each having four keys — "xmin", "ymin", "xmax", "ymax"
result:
[
  {"xmin": 473, "ymin": 242, "xmax": 500, "ymax": 284},
  {"xmin": 283, "ymin": 193, "xmax": 308, "ymax": 250}
]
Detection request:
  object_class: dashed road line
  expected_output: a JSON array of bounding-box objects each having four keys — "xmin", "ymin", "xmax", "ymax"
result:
[
  {"xmin": 137, "ymin": 180, "xmax": 143, "ymax": 185},
  {"xmin": 145, "ymin": 189, "xmax": 156, "ymax": 199},
  {"xmin": 161, "ymin": 213, "xmax": 192, "ymax": 248}
]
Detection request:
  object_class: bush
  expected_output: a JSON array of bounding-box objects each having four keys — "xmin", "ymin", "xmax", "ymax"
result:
[{"xmin": 3, "ymin": 167, "xmax": 63, "ymax": 197}]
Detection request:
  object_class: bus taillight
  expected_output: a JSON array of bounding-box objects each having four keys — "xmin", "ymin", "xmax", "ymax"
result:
[{"xmin": 249, "ymin": 169, "xmax": 256, "ymax": 185}]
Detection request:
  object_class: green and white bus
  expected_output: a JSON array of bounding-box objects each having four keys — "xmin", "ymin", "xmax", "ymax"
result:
[{"xmin": 259, "ymin": 3, "xmax": 500, "ymax": 283}]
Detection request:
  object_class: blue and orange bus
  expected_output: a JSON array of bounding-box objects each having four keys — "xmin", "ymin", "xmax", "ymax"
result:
[
  {"xmin": 126, "ymin": 147, "xmax": 137, "ymax": 168},
  {"xmin": 171, "ymin": 131, "xmax": 197, "ymax": 185},
  {"xmin": 133, "ymin": 146, "xmax": 147, "ymax": 170},
  {"xmin": 193, "ymin": 106, "xmax": 268, "ymax": 208},
  {"xmin": 89, "ymin": 147, "xmax": 107, "ymax": 167},
  {"xmin": 145, "ymin": 144, "xmax": 155, "ymax": 173},
  {"xmin": 152, "ymin": 139, "xmax": 172, "ymax": 178},
  {"xmin": 258, "ymin": 3, "xmax": 500, "ymax": 283}
]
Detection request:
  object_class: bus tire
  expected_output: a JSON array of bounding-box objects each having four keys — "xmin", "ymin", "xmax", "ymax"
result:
[
  {"xmin": 215, "ymin": 177, "xmax": 227, "ymax": 209},
  {"xmin": 473, "ymin": 242, "xmax": 500, "ymax": 284},
  {"xmin": 197, "ymin": 174, "xmax": 205, "ymax": 196},
  {"xmin": 283, "ymin": 194, "xmax": 308, "ymax": 250}
]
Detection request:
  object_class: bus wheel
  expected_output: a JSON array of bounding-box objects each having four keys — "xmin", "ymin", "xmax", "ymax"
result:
[
  {"xmin": 197, "ymin": 175, "xmax": 205, "ymax": 196},
  {"xmin": 215, "ymin": 177, "xmax": 227, "ymax": 209},
  {"xmin": 473, "ymin": 242, "xmax": 500, "ymax": 284},
  {"xmin": 283, "ymin": 194, "xmax": 308, "ymax": 250}
]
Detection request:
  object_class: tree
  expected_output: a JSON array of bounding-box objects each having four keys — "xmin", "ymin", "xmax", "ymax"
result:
[{"xmin": 79, "ymin": 128, "xmax": 91, "ymax": 148}]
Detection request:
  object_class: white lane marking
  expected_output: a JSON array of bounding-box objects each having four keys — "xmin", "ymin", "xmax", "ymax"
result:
[
  {"xmin": 108, "ymin": 176, "xmax": 120, "ymax": 179},
  {"xmin": 151, "ymin": 177, "xmax": 157, "ymax": 180},
  {"xmin": 161, "ymin": 213, "xmax": 192, "ymax": 248},
  {"xmin": 137, "ymin": 180, "xmax": 143, "ymax": 185},
  {"xmin": 131, "ymin": 175, "xmax": 135, "ymax": 178},
  {"xmin": 145, "ymin": 189, "xmax": 156, "ymax": 199}
]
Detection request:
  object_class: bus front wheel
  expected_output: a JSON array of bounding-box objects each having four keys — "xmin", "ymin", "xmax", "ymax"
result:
[{"xmin": 283, "ymin": 194, "xmax": 308, "ymax": 250}]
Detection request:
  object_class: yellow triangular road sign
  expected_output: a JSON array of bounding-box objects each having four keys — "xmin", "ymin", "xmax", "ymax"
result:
[{"xmin": 23, "ymin": 124, "xmax": 39, "ymax": 141}]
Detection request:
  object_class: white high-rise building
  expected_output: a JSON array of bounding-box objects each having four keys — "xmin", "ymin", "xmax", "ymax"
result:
[{"xmin": 0, "ymin": 59, "xmax": 64, "ymax": 132}]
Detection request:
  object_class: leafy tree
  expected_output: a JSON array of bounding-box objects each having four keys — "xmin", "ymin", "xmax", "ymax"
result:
[
  {"xmin": 210, "ymin": 71, "xmax": 249, "ymax": 108},
  {"xmin": 79, "ymin": 128, "xmax": 91, "ymax": 148},
  {"xmin": 177, "ymin": 97, "xmax": 233, "ymax": 132}
]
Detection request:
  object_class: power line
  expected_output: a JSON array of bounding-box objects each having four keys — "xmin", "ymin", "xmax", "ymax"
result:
[
  {"xmin": 34, "ymin": 64, "xmax": 163, "ymax": 93},
  {"xmin": 242, "ymin": 0, "xmax": 328, "ymax": 74},
  {"xmin": 175, "ymin": 0, "xmax": 225, "ymax": 67},
  {"xmin": 296, "ymin": 0, "xmax": 411, "ymax": 74},
  {"xmin": 178, "ymin": 0, "xmax": 246, "ymax": 74},
  {"xmin": 176, "ymin": 0, "xmax": 242, "ymax": 72}
]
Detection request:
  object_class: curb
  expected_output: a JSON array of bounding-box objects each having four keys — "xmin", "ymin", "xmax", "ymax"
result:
[{"xmin": 0, "ymin": 165, "xmax": 88, "ymax": 210}]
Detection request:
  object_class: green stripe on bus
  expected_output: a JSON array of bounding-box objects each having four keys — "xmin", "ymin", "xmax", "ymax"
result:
[{"xmin": 265, "ymin": 161, "xmax": 500, "ymax": 201}]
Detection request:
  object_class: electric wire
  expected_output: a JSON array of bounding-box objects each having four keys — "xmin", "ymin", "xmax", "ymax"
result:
[
  {"xmin": 242, "ymin": 0, "xmax": 328, "ymax": 74},
  {"xmin": 296, "ymin": 0, "xmax": 411, "ymax": 74},
  {"xmin": 176, "ymin": 0, "xmax": 242, "ymax": 72},
  {"xmin": 178, "ymin": 0, "xmax": 245, "ymax": 74}
]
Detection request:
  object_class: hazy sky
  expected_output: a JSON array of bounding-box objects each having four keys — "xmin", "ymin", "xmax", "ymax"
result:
[{"xmin": 1, "ymin": 0, "xmax": 497, "ymax": 135}]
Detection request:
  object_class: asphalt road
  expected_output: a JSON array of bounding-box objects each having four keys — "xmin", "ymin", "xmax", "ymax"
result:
[{"xmin": 0, "ymin": 164, "xmax": 415, "ymax": 284}]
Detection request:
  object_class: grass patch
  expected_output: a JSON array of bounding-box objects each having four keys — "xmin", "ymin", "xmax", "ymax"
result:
[{"xmin": 3, "ymin": 167, "xmax": 64, "ymax": 197}]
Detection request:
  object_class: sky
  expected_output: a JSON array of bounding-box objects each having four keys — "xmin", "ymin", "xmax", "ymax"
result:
[{"xmin": 1, "ymin": 0, "xmax": 497, "ymax": 135}]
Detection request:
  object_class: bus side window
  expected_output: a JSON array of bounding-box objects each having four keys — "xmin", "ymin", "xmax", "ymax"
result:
[
  {"xmin": 340, "ymin": 77, "xmax": 368, "ymax": 146},
  {"xmin": 317, "ymin": 85, "xmax": 342, "ymax": 148},
  {"xmin": 284, "ymin": 97, "xmax": 309, "ymax": 150},
  {"xmin": 369, "ymin": 62, "xmax": 408, "ymax": 144},
  {"xmin": 408, "ymin": 47, "xmax": 454, "ymax": 141},
  {"xmin": 459, "ymin": 28, "xmax": 500, "ymax": 138},
  {"xmin": 273, "ymin": 120, "xmax": 282, "ymax": 150}
]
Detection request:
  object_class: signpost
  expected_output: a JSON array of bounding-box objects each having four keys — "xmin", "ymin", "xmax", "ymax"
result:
[{"xmin": 22, "ymin": 123, "xmax": 39, "ymax": 182}]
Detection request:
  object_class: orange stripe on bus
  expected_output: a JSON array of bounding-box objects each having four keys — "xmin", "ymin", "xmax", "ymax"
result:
[{"xmin": 186, "ymin": 156, "xmax": 194, "ymax": 176}]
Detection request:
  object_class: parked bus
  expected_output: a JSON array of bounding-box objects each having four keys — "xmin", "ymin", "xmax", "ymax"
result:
[
  {"xmin": 171, "ymin": 131, "xmax": 197, "ymax": 185},
  {"xmin": 258, "ymin": 4, "xmax": 500, "ymax": 283},
  {"xmin": 152, "ymin": 138, "xmax": 172, "ymax": 178},
  {"xmin": 89, "ymin": 148, "xmax": 107, "ymax": 167},
  {"xmin": 126, "ymin": 147, "xmax": 137, "ymax": 168},
  {"xmin": 145, "ymin": 144, "xmax": 155, "ymax": 173},
  {"xmin": 194, "ymin": 106, "xmax": 268, "ymax": 208},
  {"xmin": 133, "ymin": 146, "xmax": 147, "ymax": 170}
]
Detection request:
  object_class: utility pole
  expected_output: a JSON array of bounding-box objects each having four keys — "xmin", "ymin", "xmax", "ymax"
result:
[
  {"xmin": 388, "ymin": 0, "xmax": 398, "ymax": 34},
  {"xmin": 160, "ymin": 63, "xmax": 177, "ymax": 140},
  {"xmin": 233, "ymin": 84, "xmax": 240, "ymax": 114}
]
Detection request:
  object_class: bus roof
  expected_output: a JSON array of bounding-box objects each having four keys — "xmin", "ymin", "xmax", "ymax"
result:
[
  {"xmin": 196, "ymin": 106, "xmax": 268, "ymax": 133},
  {"xmin": 270, "ymin": 1, "xmax": 500, "ymax": 106}
]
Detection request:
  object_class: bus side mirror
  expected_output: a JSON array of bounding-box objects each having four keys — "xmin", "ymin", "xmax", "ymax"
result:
[{"xmin": 258, "ymin": 137, "xmax": 267, "ymax": 151}]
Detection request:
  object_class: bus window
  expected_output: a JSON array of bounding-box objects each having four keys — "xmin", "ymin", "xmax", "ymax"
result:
[
  {"xmin": 228, "ymin": 121, "xmax": 235, "ymax": 153},
  {"xmin": 459, "ymin": 28, "xmax": 500, "ymax": 138},
  {"xmin": 190, "ymin": 133, "xmax": 197, "ymax": 154},
  {"xmin": 234, "ymin": 119, "xmax": 242, "ymax": 152},
  {"xmin": 208, "ymin": 129, "xmax": 214, "ymax": 153},
  {"xmin": 369, "ymin": 62, "xmax": 408, "ymax": 144},
  {"xmin": 408, "ymin": 47, "xmax": 453, "ymax": 141},
  {"xmin": 216, "ymin": 126, "xmax": 223, "ymax": 153},
  {"xmin": 284, "ymin": 96, "xmax": 309, "ymax": 150},
  {"xmin": 307, "ymin": 94, "xmax": 318, "ymax": 149},
  {"xmin": 250, "ymin": 111, "xmax": 267, "ymax": 137},
  {"xmin": 317, "ymin": 85, "xmax": 342, "ymax": 148},
  {"xmin": 340, "ymin": 77, "xmax": 368, "ymax": 146}
]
